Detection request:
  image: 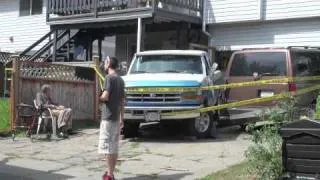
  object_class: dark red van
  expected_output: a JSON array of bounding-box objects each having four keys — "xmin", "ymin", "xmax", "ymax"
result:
[{"xmin": 224, "ymin": 47, "xmax": 320, "ymax": 122}]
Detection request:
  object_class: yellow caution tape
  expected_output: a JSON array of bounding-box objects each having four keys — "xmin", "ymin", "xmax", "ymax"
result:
[
  {"xmin": 92, "ymin": 66, "xmax": 105, "ymax": 90},
  {"xmin": 92, "ymin": 66, "xmax": 105, "ymax": 82},
  {"xmin": 91, "ymin": 65, "xmax": 320, "ymax": 93},
  {"xmin": 5, "ymin": 68, "xmax": 13, "ymax": 71},
  {"xmin": 161, "ymin": 84, "xmax": 320, "ymax": 116}
]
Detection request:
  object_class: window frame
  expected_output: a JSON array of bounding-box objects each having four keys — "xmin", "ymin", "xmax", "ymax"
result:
[{"xmin": 19, "ymin": 0, "xmax": 43, "ymax": 17}]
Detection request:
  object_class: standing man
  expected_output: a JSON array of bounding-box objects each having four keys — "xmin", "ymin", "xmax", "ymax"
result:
[{"xmin": 98, "ymin": 56, "xmax": 125, "ymax": 180}]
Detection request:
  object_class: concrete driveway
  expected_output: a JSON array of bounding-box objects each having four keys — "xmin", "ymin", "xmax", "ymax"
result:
[{"xmin": 0, "ymin": 123, "xmax": 250, "ymax": 180}]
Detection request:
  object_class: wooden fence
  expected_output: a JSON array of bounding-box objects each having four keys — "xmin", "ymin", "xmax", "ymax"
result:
[{"xmin": 10, "ymin": 56, "xmax": 99, "ymax": 130}]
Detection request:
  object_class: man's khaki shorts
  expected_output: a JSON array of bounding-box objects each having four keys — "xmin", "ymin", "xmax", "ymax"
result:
[{"xmin": 98, "ymin": 120, "xmax": 120, "ymax": 155}]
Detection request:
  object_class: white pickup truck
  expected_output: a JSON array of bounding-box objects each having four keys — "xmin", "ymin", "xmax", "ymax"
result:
[{"xmin": 122, "ymin": 50, "xmax": 224, "ymax": 138}]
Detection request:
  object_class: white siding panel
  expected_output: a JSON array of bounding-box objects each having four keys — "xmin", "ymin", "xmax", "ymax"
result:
[
  {"xmin": 209, "ymin": 19, "xmax": 320, "ymax": 50},
  {"xmin": 265, "ymin": 0, "xmax": 320, "ymax": 20},
  {"xmin": 205, "ymin": 0, "xmax": 260, "ymax": 24},
  {"xmin": 0, "ymin": 0, "xmax": 50, "ymax": 53}
]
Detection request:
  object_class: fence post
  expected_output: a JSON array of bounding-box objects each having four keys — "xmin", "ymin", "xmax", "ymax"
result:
[
  {"xmin": 93, "ymin": 55, "xmax": 100, "ymax": 122},
  {"xmin": 10, "ymin": 55, "xmax": 20, "ymax": 131}
]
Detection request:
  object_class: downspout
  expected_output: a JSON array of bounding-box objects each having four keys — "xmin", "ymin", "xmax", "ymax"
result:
[
  {"xmin": 201, "ymin": 0, "xmax": 213, "ymax": 61},
  {"xmin": 202, "ymin": 0, "xmax": 211, "ymax": 38}
]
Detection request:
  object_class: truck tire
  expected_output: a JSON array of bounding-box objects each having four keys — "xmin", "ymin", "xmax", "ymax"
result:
[
  {"xmin": 123, "ymin": 122, "xmax": 140, "ymax": 138},
  {"xmin": 188, "ymin": 112, "xmax": 215, "ymax": 138}
]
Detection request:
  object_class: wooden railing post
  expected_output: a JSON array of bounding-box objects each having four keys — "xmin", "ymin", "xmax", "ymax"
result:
[
  {"xmin": 94, "ymin": 0, "xmax": 98, "ymax": 18},
  {"xmin": 93, "ymin": 55, "xmax": 100, "ymax": 122},
  {"xmin": 10, "ymin": 55, "xmax": 20, "ymax": 132}
]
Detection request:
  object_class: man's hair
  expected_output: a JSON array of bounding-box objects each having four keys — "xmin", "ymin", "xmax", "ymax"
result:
[
  {"xmin": 108, "ymin": 56, "xmax": 119, "ymax": 69},
  {"xmin": 41, "ymin": 84, "xmax": 51, "ymax": 93}
]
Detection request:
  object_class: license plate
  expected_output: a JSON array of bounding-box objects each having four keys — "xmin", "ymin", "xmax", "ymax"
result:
[
  {"xmin": 260, "ymin": 91, "xmax": 274, "ymax": 98},
  {"xmin": 145, "ymin": 112, "xmax": 160, "ymax": 122}
]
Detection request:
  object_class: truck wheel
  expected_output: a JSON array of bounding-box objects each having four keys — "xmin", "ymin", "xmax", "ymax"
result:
[
  {"xmin": 123, "ymin": 122, "xmax": 140, "ymax": 138},
  {"xmin": 188, "ymin": 112, "xmax": 214, "ymax": 138}
]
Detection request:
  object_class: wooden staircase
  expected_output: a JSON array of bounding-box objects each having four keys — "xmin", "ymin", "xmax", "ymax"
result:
[{"xmin": 19, "ymin": 29, "xmax": 81, "ymax": 62}]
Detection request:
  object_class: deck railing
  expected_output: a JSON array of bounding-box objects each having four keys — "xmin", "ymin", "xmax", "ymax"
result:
[{"xmin": 46, "ymin": 0, "xmax": 203, "ymax": 21}]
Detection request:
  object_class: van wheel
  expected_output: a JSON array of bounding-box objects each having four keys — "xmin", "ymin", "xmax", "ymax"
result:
[
  {"xmin": 188, "ymin": 112, "xmax": 214, "ymax": 138},
  {"xmin": 123, "ymin": 122, "xmax": 140, "ymax": 138}
]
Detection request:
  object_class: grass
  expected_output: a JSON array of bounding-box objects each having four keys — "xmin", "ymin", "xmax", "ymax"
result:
[
  {"xmin": 0, "ymin": 98, "xmax": 10, "ymax": 134},
  {"xmin": 200, "ymin": 161, "xmax": 256, "ymax": 180}
]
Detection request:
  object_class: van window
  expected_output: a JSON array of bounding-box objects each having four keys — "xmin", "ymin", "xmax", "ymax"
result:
[
  {"xmin": 291, "ymin": 51, "xmax": 320, "ymax": 76},
  {"xmin": 129, "ymin": 55, "xmax": 203, "ymax": 74},
  {"xmin": 230, "ymin": 52, "xmax": 287, "ymax": 76}
]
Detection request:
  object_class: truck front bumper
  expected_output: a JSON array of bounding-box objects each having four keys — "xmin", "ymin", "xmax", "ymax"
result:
[{"xmin": 124, "ymin": 106, "xmax": 201, "ymax": 121}]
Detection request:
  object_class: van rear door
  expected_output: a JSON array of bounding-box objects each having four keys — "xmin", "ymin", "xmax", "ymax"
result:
[
  {"xmin": 224, "ymin": 50, "xmax": 289, "ymax": 118},
  {"xmin": 291, "ymin": 50, "xmax": 320, "ymax": 107}
]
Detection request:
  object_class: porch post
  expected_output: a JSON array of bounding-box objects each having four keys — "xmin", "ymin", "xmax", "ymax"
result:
[
  {"xmin": 52, "ymin": 30, "xmax": 57, "ymax": 62},
  {"xmin": 98, "ymin": 38, "xmax": 102, "ymax": 62},
  {"xmin": 136, "ymin": 17, "xmax": 142, "ymax": 53}
]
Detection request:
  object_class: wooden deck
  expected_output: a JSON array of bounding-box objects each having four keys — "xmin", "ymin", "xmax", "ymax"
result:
[{"xmin": 46, "ymin": 0, "xmax": 203, "ymax": 26}]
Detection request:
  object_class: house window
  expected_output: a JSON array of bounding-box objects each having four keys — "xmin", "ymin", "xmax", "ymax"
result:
[{"xmin": 19, "ymin": 0, "xmax": 43, "ymax": 16}]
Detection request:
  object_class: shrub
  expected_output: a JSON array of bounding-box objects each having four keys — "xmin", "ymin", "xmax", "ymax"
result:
[
  {"xmin": 0, "ymin": 98, "xmax": 10, "ymax": 133},
  {"xmin": 246, "ymin": 97, "xmax": 300, "ymax": 180}
]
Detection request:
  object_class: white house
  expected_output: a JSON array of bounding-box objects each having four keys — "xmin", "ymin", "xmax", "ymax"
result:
[
  {"xmin": 0, "ymin": 0, "xmax": 115, "ymax": 57},
  {"xmin": 2, "ymin": 0, "xmax": 320, "ymax": 64},
  {"xmin": 205, "ymin": 0, "xmax": 320, "ymax": 50},
  {"xmin": 0, "ymin": 0, "xmax": 49, "ymax": 53}
]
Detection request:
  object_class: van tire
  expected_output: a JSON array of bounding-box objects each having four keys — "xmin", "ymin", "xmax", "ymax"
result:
[
  {"xmin": 187, "ymin": 112, "xmax": 215, "ymax": 138},
  {"xmin": 123, "ymin": 122, "xmax": 140, "ymax": 138}
]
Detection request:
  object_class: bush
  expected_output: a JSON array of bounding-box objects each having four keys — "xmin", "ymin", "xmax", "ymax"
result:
[
  {"xmin": 0, "ymin": 98, "xmax": 10, "ymax": 133},
  {"xmin": 246, "ymin": 97, "xmax": 300, "ymax": 180}
]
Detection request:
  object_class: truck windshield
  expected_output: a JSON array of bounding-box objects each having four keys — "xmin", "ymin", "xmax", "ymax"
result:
[{"xmin": 129, "ymin": 55, "xmax": 203, "ymax": 74}]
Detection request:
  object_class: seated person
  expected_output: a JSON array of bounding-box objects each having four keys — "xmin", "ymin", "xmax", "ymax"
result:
[{"xmin": 36, "ymin": 84, "xmax": 73, "ymax": 138}]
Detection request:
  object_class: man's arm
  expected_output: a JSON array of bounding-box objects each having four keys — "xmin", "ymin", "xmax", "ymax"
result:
[
  {"xmin": 36, "ymin": 93, "xmax": 43, "ymax": 107},
  {"xmin": 36, "ymin": 93, "xmax": 55, "ymax": 109},
  {"xmin": 119, "ymin": 97, "xmax": 125, "ymax": 128},
  {"xmin": 100, "ymin": 76, "xmax": 111, "ymax": 102},
  {"xmin": 48, "ymin": 96, "xmax": 59, "ymax": 106},
  {"xmin": 100, "ymin": 91, "xmax": 109, "ymax": 102},
  {"xmin": 120, "ymin": 79, "xmax": 125, "ymax": 128}
]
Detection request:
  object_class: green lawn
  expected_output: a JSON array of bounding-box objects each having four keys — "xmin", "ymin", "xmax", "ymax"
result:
[
  {"xmin": 0, "ymin": 98, "xmax": 10, "ymax": 134},
  {"xmin": 200, "ymin": 161, "xmax": 256, "ymax": 180}
]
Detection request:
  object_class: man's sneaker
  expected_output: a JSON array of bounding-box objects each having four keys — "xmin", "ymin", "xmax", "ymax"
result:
[{"xmin": 102, "ymin": 173, "xmax": 114, "ymax": 180}]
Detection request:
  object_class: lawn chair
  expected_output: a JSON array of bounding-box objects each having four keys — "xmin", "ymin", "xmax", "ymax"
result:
[{"xmin": 33, "ymin": 100, "xmax": 56, "ymax": 137}]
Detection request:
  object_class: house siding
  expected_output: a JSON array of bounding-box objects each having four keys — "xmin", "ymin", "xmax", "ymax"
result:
[
  {"xmin": 265, "ymin": 0, "xmax": 320, "ymax": 20},
  {"xmin": 209, "ymin": 19, "xmax": 320, "ymax": 50},
  {"xmin": 205, "ymin": 0, "xmax": 320, "ymax": 24},
  {"xmin": 0, "ymin": 0, "xmax": 49, "ymax": 53},
  {"xmin": 205, "ymin": 0, "xmax": 260, "ymax": 24}
]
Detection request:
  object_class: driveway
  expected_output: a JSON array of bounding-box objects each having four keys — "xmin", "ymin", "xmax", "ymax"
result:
[{"xmin": 0, "ymin": 123, "xmax": 250, "ymax": 180}]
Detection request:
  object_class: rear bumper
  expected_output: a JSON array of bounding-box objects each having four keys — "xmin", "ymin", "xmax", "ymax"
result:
[{"xmin": 124, "ymin": 106, "xmax": 201, "ymax": 121}]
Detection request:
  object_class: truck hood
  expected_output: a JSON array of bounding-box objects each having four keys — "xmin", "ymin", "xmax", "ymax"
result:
[{"xmin": 122, "ymin": 74, "xmax": 205, "ymax": 87}]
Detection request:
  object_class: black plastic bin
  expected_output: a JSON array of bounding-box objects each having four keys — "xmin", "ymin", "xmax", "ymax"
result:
[{"xmin": 280, "ymin": 120, "xmax": 320, "ymax": 179}]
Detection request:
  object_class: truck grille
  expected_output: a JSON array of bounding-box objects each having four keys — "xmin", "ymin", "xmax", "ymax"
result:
[{"xmin": 126, "ymin": 93, "xmax": 181, "ymax": 103}]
